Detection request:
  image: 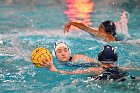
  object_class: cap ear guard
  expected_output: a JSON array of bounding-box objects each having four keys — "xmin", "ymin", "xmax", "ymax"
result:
[
  {"xmin": 52, "ymin": 42, "xmax": 58, "ymax": 57},
  {"xmin": 68, "ymin": 48, "xmax": 71, "ymax": 55},
  {"xmin": 52, "ymin": 50, "xmax": 56, "ymax": 57}
]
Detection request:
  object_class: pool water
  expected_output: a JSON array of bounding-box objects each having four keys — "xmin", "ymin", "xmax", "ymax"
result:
[{"xmin": 0, "ymin": 0, "xmax": 140, "ymax": 93}]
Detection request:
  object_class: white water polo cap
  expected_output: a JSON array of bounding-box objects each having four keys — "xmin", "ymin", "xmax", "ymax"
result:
[{"xmin": 52, "ymin": 42, "xmax": 71, "ymax": 57}]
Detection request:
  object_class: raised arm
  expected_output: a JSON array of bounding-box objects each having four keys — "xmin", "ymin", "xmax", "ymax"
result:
[
  {"xmin": 64, "ymin": 22, "xmax": 116, "ymax": 42},
  {"xmin": 64, "ymin": 22, "xmax": 98, "ymax": 35}
]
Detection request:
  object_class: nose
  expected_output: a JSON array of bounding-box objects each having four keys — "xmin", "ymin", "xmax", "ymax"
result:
[{"xmin": 61, "ymin": 51, "xmax": 66, "ymax": 56}]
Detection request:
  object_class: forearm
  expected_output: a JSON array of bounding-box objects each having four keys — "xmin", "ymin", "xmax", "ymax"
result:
[
  {"xmin": 56, "ymin": 68, "xmax": 96, "ymax": 75},
  {"xmin": 70, "ymin": 22, "xmax": 88, "ymax": 30},
  {"xmin": 57, "ymin": 70, "xmax": 80, "ymax": 75},
  {"xmin": 70, "ymin": 22, "xmax": 97, "ymax": 34},
  {"xmin": 44, "ymin": 62, "xmax": 92, "ymax": 75}
]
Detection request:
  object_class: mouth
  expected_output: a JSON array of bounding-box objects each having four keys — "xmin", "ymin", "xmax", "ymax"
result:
[{"xmin": 62, "ymin": 56, "xmax": 67, "ymax": 59}]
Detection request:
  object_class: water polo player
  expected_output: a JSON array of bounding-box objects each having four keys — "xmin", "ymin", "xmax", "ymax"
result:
[
  {"xmin": 64, "ymin": 12, "xmax": 129, "ymax": 42},
  {"xmin": 44, "ymin": 45, "xmax": 140, "ymax": 82},
  {"xmin": 53, "ymin": 42, "xmax": 99, "ymax": 67},
  {"xmin": 64, "ymin": 20, "xmax": 118, "ymax": 42}
]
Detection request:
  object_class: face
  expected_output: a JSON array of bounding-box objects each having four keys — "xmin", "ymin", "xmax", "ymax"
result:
[{"xmin": 55, "ymin": 46, "xmax": 70, "ymax": 62}]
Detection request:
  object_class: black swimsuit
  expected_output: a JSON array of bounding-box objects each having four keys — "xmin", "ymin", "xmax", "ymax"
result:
[
  {"xmin": 91, "ymin": 67, "xmax": 127, "ymax": 82},
  {"xmin": 69, "ymin": 57, "xmax": 73, "ymax": 61}
]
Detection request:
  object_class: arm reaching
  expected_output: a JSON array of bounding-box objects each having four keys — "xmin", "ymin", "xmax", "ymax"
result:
[
  {"xmin": 41, "ymin": 58, "xmax": 103, "ymax": 75},
  {"xmin": 55, "ymin": 66, "xmax": 104, "ymax": 75},
  {"xmin": 64, "ymin": 22, "xmax": 98, "ymax": 35},
  {"xmin": 57, "ymin": 67, "xmax": 102, "ymax": 75},
  {"xmin": 64, "ymin": 22, "xmax": 116, "ymax": 42}
]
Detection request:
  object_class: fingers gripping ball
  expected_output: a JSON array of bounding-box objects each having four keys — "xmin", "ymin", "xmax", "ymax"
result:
[{"xmin": 31, "ymin": 47, "xmax": 52, "ymax": 67}]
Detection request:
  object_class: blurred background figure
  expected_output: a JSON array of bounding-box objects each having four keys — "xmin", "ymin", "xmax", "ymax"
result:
[
  {"xmin": 115, "ymin": 11, "xmax": 130, "ymax": 38},
  {"xmin": 64, "ymin": 0, "xmax": 94, "ymax": 30}
]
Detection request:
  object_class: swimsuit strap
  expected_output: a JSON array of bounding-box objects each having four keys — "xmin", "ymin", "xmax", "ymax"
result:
[{"xmin": 69, "ymin": 56, "xmax": 73, "ymax": 61}]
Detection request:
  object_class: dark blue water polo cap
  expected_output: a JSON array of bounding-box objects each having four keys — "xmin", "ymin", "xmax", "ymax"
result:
[
  {"xmin": 98, "ymin": 45, "xmax": 118, "ymax": 63},
  {"xmin": 101, "ymin": 20, "xmax": 116, "ymax": 36}
]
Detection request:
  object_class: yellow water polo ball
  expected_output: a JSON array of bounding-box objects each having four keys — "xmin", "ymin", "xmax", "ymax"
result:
[{"xmin": 31, "ymin": 47, "xmax": 52, "ymax": 68}]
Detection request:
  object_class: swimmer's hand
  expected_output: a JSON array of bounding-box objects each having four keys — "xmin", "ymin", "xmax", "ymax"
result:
[
  {"xmin": 40, "ymin": 59, "xmax": 57, "ymax": 72},
  {"xmin": 64, "ymin": 22, "xmax": 71, "ymax": 33}
]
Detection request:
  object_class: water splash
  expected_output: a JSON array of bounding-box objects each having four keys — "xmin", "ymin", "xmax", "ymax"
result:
[{"xmin": 115, "ymin": 11, "xmax": 130, "ymax": 38}]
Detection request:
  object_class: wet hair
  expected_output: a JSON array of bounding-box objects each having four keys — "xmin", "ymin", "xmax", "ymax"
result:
[
  {"xmin": 101, "ymin": 20, "xmax": 116, "ymax": 36},
  {"xmin": 98, "ymin": 45, "xmax": 118, "ymax": 63}
]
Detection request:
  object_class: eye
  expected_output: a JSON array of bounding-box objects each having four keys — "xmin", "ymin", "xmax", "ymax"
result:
[
  {"xmin": 57, "ymin": 49, "xmax": 62, "ymax": 53},
  {"xmin": 64, "ymin": 48, "xmax": 68, "ymax": 52}
]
